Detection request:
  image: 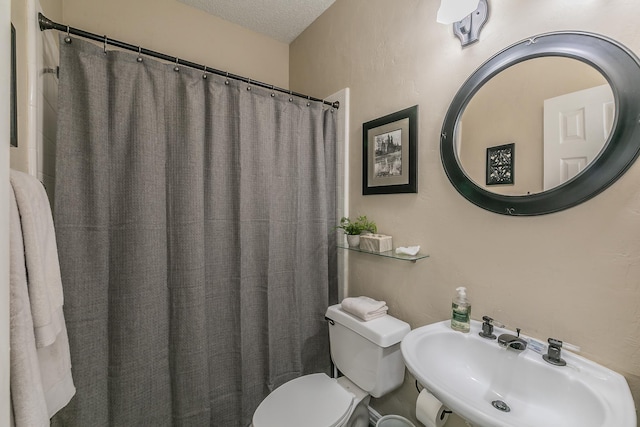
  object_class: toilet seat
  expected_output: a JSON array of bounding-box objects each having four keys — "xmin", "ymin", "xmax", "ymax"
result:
[{"xmin": 252, "ymin": 373, "xmax": 356, "ymax": 427}]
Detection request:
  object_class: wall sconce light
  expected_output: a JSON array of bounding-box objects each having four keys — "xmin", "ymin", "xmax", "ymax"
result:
[{"xmin": 437, "ymin": 0, "xmax": 489, "ymax": 47}]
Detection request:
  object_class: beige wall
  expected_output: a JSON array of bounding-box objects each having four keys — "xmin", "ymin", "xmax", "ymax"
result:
[
  {"xmin": 40, "ymin": 0, "xmax": 62, "ymax": 21},
  {"xmin": 61, "ymin": 0, "xmax": 289, "ymax": 89},
  {"xmin": 291, "ymin": 0, "xmax": 640, "ymax": 424}
]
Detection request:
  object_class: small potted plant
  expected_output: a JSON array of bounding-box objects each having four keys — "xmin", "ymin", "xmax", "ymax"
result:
[{"xmin": 335, "ymin": 215, "xmax": 377, "ymax": 248}]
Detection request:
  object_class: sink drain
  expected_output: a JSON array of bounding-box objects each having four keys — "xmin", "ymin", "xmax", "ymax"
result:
[{"xmin": 491, "ymin": 400, "xmax": 511, "ymax": 412}]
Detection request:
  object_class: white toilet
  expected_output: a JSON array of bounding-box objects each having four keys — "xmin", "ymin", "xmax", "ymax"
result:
[{"xmin": 252, "ymin": 303, "xmax": 411, "ymax": 427}]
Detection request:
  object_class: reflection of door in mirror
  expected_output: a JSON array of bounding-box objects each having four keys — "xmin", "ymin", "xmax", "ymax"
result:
[
  {"xmin": 458, "ymin": 57, "xmax": 612, "ymax": 196},
  {"xmin": 543, "ymin": 84, "xmax": 614, "ymax": 190}
]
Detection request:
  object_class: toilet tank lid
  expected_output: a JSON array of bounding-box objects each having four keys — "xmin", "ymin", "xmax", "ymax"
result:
[{"xmin": 325, "ymin": 304, "xmax": 410, "ymax": 347}]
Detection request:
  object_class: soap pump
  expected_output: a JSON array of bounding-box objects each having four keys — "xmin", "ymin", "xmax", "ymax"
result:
[{"xmin": 451, "ymin": 286, "xmax": 471, "ymax": 333}]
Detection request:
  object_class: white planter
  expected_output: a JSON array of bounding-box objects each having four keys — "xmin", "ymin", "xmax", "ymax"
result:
[{"xmin": 346, "ymin": 234, "xmax": 360, "ymax": 248}]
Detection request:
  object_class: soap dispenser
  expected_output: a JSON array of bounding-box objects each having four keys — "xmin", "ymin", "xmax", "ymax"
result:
[{"xmin": 451, "ymin": 287, "xmax": 471, "ymax": 333}]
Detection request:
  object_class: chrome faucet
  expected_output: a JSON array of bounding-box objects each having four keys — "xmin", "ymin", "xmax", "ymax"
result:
[{"xmin": 497, "ymin": 328, "xmax": 527, "ymax": 352}]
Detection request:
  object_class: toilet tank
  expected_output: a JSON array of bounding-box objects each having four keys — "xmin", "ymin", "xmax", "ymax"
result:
[{"xmin": 325, "ymin": 304, "xmax": 410, "ymax": 398}]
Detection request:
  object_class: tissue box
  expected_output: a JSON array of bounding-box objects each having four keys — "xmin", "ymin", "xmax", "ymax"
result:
[{"xmin": 359, "ymin": 234, "xmax": 393, "ymax": 253}]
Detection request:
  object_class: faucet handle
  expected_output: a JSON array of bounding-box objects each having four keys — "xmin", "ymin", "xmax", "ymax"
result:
[
  {"xmin": 543, "ymin": 338, "xmax": 581, "ymax": 366},
  {"xmin": 544, "ymin": 338, "xmax": 566, "ymax": 366},
  {"xmin": 547, "ymin": 338, "xmax": 561, "ymax": 347},
  {"xmin": 479, "ymin": 315, "xmax": 505, "ymax": 339}
]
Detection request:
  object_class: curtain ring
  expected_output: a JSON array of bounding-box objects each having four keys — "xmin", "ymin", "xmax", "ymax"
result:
[
  {"xmin": 202, "ymin": 65, "xmax": 208, "ymax": 79},
  {"xmin": 225, "ymin": 72, "xmax": 230, "ymax": 85},
  {"xmin": 306, "ymin": 95, "xmax": 311, "ymax": 107},
  {"xmin": 173, "ymin": 58, "xmax": 180, "ymax": 72},
  {"xmin": 136, "ymin": 46, "xmax": 143, "ymax": 63},
  {"xmin": 247, "ymin": 78, "xmax": 251, "ymax": 91},
  {"xmin": 270, "ymin": 85, "xmax": 275, "ymax": 97},
  {"xmin": 103, "ymin": 35, "xmax": 108, "ymax": 54},
  {"xmin": 288, "ymin": 90, "xmax": 293, "ymax": 102},
  {"xmin": 64, "ymin": 26, "xmax": 72, "ymax": 44}
]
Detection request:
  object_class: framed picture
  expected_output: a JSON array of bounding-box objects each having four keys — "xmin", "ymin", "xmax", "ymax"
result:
[
  {"xmin": 10, "ymin": 23, "xmax": 17, "ymax": 148},
  {"xmin": 362, "ymin": 105, "xmax": 418, "ymax": 195},
  {"xmin": 486, "ymin": 143, "xmax": 514, "ymax": 185}
]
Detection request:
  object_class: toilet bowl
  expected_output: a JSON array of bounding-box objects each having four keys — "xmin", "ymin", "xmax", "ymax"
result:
[{"xmin": 252, "ymin": 303, "xmax": 410, "ymax": 427}]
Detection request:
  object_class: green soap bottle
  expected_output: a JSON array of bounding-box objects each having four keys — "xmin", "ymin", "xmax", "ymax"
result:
[{"xmin": 451, "ymin": 286, "xmax": 471, "ymax": 333}]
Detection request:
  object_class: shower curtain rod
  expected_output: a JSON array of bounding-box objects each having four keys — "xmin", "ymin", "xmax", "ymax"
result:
[{"xmin": 37, "ymin": 13, "xmax": 340, "ymax": 110}]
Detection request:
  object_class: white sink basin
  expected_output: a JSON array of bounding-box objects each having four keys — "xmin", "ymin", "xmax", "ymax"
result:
[{"xmin": 401, "ymin": 320, "xmax": 636, "ymax": 427}]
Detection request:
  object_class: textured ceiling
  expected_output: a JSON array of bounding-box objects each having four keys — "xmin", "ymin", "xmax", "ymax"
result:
[{"xmin": 177, "ymin": 0, "xmax": 336, "ymax": 44}]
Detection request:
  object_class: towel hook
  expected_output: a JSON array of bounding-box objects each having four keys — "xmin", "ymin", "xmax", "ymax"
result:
[
  {"xmin": 103, "ymin": 35, "xmax": 108, "ymax": 54},
  {"xmin": 136, "ymin": 46, "xmax": 143, "ymax": 63},
  {"xmin": 173, "ymin": 58, "xmax": 180, "ymax": 72},
  {"xmin": 202, "ymin": 65, "xmax": 208, "ymax": 79},
  {"xmin": 64, "ymin": 26, "xmax": 71, "ymax": 44}
]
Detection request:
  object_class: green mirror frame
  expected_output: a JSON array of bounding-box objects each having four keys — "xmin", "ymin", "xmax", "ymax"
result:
[{"xmin": 441, "ymin": 31, "xmax": 640, "ymax": 215}]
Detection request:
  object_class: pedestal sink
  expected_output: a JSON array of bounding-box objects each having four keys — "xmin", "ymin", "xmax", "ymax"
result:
[{"xmin": 401, "ymin": 320, "xmax": 636, "ymax": 427}]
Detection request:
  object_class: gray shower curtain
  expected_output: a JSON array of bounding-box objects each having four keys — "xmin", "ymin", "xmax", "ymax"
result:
[{"xmin": 52, "ymin": 36, "xmax": 337, "ymax": 426}]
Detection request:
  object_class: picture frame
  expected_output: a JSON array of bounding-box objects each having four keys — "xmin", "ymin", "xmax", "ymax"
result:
[
  {"xmin": 486, "ymin": 143, "xmax": 514, "ymax": 185},
  {"xmin": 362, "ymin": 105, "xmax": 418, "ymax": 195},
  {"xmin": 11, "ymin": 23, "xmax": 17, "ymax": 148}
]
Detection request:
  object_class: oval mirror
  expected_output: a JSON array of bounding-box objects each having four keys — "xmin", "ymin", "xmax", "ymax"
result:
[{"xmin": 441, "ymin": 32, "xmax": 640, "ymax": 215}]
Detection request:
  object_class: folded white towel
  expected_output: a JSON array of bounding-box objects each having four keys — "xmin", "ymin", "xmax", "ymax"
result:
[{"xmin": 341, "ymin": 296, "xmax": 388, "ymax": 321}]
